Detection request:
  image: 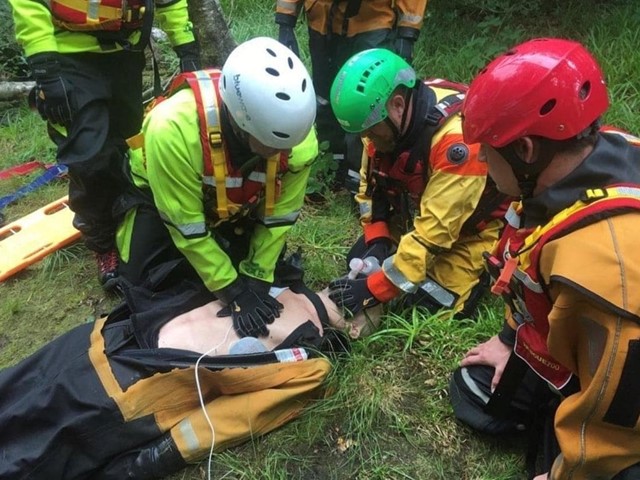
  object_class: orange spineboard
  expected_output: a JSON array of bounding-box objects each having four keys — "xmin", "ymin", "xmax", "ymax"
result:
[{"xmin": 0, "ymin": 196, "xmax": 81, "ymax": 282}]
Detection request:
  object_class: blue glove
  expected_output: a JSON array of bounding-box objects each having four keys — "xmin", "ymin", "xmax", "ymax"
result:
[{"xmin": 28, "ymin": 52, "xmax": 75, "ymax": 126}]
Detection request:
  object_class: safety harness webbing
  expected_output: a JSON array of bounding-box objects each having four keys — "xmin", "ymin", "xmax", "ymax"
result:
[{"xmin": 129, "ymin": 69, "xmax": 285, "ymax": 220}]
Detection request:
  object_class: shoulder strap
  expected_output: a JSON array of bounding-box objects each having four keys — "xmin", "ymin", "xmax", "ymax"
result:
[
  {"xmin": 422, "ymin": 78, "xmax": 467, "ymax": 127},
  {"xmin": 527, "ymin": 185, "xmax": 640, "ymax": 267},
  {"xmin": 264, "ymin": 154, "xmax": 289, "ymax": 217},
  {"xmin": 405, "ymin": 82, "xmax": 466, "ymax": 174},
  {"xmin": 180, "ymin": 70, "xmax": 232, "ymax": 219}
]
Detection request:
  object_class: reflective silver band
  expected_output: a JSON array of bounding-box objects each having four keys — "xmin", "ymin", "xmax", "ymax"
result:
[
  {"xmin": 261, "ymin": 211, "xmax": 300, "ymax": 227},
  {"xmin": 382, "ymin": 256, "xmax": 419, "ymax": 293}
]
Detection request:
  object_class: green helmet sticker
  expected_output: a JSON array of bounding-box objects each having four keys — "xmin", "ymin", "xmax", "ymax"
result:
[{"xmin": 330, "ymin": 48, "xmax": 417, "ymax": 133}]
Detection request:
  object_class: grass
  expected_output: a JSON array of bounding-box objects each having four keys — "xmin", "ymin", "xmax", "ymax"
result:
[{"xmin": 1, "ymin": 0, "xmax": 640, "ymax": 479}]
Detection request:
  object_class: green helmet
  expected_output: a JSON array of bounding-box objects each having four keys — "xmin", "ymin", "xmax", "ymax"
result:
[{"xmin": 330, "ymin": 48, "xmax": 417, "ymax": 133}]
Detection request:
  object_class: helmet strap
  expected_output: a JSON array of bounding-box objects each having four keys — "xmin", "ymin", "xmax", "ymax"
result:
[
  {"xmin": 495, "ymin": 138, "xmax": 558, "ymax": 199},
  {"xmin": 384, "ymin": 87, "xmax": 414, "ymax": 143},
  {"xmin": 399, "ymin": 87, "xmax": 413, "ymax": 134},
  {"xmin": 383, "ymin": 116, "xmax": 400, "ymax": 139}
]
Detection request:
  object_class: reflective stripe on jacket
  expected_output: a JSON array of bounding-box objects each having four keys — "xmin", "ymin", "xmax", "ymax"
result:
[
  {"xmin": 47, "ymin": 0, "xmax": 146, "ymax": 32},
  {"xmin": 126, "ymin": 74, "xmax": 318, "ymax": 291},
  {"xmin": 488, "ymin": 186, "xmax": 640, "ymax": 389},
  {"xmin": 9, "ymin": 0, "xmax": 194, "ymax": 55},
  {"xmin": 357, "ymin": 83, "xmax": 505, "ymax": 292}
]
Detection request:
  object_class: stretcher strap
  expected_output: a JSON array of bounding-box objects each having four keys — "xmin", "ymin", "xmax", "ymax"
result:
[
  {"xmin": 0, "ymin": 164, "xmax": 67, "ymax": 210},
  {"xmin": 0, "ymin": 161, "xmax": 52, "ymax": 180}
]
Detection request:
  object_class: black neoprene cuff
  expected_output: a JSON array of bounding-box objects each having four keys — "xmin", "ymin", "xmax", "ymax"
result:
[
  {"xmin": 497, "ymin": 322, "xmax": 516, "ymax": 347},
  {"xmin": 213, "ymin": 277, "xmax": 245, "ymax": 304},
  {"xmin": 275, "ymin": 12, "xmax": 297, "ymax": 27},
  {"xmin": 397, "ymin": 26, "xmax": 420, "ymax": 41},
  {"xmin": 28, "ymin": 52, "xmax": 62, "ymax": 78},
  {"xmin": 241, "ymin": 274, "xmax": 272, "ymax": 296},
  {"xmin": 173, "ymin": 41, "xmax": 200, "ymax": 59}
]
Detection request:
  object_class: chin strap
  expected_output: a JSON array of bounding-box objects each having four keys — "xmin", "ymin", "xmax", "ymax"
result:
[
  {"xmin": 495, "ymin": 139, "xmax": 559, "ymax": 199},
  {"xmin": 496, "ymin": 121, "xmax": 601, "ymax": 199},
  {"xmin": 384, "ymin": 87, "xmax": 414, "ymax": 144}
]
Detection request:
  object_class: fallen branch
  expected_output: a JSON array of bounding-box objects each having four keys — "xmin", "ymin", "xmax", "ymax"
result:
[{"xmin": 0, "ymin": 81, "xmax": 35, "ymax": 101}]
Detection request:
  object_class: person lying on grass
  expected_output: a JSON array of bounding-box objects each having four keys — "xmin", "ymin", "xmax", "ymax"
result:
[{"xmin": 0, "ymin": 257, "xmax": 381, "ymax": 480}]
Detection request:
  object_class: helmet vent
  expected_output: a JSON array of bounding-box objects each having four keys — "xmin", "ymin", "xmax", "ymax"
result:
[
  {"xmin": 356, "ymin": 60, "xmax": 382, "ymax": 93},
  {"xmin": 288, "ymin": 57, "xmax": 294, "ymax": 69},
  {"xmin": 301, "ymin": 78, "xmax": 308, "ymax": 91},
  {"xmin": 266, "ymin": 67, "xmax": 280, "ymax": 77},
  {"xmin": 273, "ymin": 131, "xmax": 290, "ymax": 139},
  {"xmin": 266, "ymin": 47, "xmax": 277, "ymax": 58},
  {"xmin": 276, "ymin": 92, "xmax": 291, "ymax": 101},
  {"xmin": 579, "ymin": 81, "xmax": 591, "ymax": 100},
  {"xmin": 539, "ymin": 99, "xmax": 556, "ymax": 116}
]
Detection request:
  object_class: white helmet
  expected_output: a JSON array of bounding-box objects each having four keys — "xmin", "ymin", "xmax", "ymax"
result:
[{"xmin": 219, "ymin": 37, "xmax": 316, "ymax": 150}]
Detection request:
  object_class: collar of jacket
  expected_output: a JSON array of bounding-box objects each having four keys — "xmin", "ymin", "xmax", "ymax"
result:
[{"xmin": 522, "ymin": 132, "xmax": 640, "ymax": 227}]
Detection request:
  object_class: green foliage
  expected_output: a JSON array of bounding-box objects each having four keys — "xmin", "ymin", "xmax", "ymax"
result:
[
  {"xmin": 305, "ymin": 141, "xmax": 340, "ymax": 197},
  {"xmin": 0, "ymin": 2, "xmax": 27, "ymax": 80},
  {"xmin": 287, "ymin": 193, "xmax": 359, "ymax": 289}
]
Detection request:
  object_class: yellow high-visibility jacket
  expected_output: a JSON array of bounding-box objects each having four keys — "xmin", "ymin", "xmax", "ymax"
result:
[
  {"xmin": 118, "ymin": 80, "xmax": 318, "ymax": 293},
  {"xmin": 9, "ymin": 0, "xmax": 195, "ymax": 56},
  {"xmin": 357, "ymin": 84, "xmax": 503, "ymax": 298}
]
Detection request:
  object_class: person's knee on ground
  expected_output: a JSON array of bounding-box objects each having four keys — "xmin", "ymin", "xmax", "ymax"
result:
[{"xmin": 449, "ymin": 364, "xmax": 534, "ymax": 435}]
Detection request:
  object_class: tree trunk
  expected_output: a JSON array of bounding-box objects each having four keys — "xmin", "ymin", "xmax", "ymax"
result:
[
  {"xmin": 188, "ymin": 0, "xmax": 237, "ymax": 68},
  {"xmin": 0, "ymin": 81, "xmax": 35, "ymax": 101}
]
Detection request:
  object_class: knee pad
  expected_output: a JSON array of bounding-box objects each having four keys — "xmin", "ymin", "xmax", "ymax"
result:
[{"xmin": 449, "ymin": 365, "xmax": 526, "ymax": 435}]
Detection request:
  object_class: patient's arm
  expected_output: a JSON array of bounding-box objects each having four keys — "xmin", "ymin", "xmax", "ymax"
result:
[{"xmin": 317, "ymin": 289, "xmax": 383, "ymax": 339}]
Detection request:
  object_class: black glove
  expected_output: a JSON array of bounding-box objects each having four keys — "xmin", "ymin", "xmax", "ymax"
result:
[
  {"xmin": 394, "ymin": 27, "xmax": 420, "ymax": 63},
  {"xmin": 241, "ymin": 274, "xmax": 272, "ymax": 295},
  {"xmin": 328, "ymin": 276, "xmax": 380, "ymax": 318},
  {"xmin": 28, "ymin": 52, "xmax": 74, "ymax": 126},
  {"xmin": 364, "ymin": 237, "xmax": 394, "ymax": 264},
  {"xmin": 275, "ymin": 12, "xmax": 299, "ymax": 57},
  {"xmin": 174, "ymin": 41, "xmax": 201, "ymax": 73},
  {"xmin": 216, "ymin": 278, "xmax": 283, "ymax": 338}
]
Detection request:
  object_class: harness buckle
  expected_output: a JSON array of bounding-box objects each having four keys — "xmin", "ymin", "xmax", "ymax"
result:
[
  {"xmin": 490, "ymin": 256, "xmax": 518, "ymax": 296},
  {"xmin": 124, "ymin": 5, "xmax": 145, "ymax": 23},
  {"xmin": 209, "ymin": 131, "xmax": 222, "ymax": 149}
]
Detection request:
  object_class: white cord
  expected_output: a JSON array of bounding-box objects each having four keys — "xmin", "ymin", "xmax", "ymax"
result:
[{"xmin": 194, "ymin": 322, "xmax": 234, "ymax": 480}]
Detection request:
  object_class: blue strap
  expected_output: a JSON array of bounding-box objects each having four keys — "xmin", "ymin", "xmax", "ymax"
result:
[{"xmin": 0, "ymin": 164, "xmax": 68, "ymax": 211}]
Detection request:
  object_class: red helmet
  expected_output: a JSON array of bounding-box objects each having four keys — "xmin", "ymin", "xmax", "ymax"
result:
[{"xmin": 462, "ymin": 38, "xmax": 609, "ymax": 147}]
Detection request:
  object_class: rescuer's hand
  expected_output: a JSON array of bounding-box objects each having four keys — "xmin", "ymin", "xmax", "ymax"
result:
[
  {"xmin": 276, "ymin": 13, "xmax": 300, "ymax": 57},
  {"xmin": 28, "ymin": 52, "xmax": 75, "ymax": 126}
]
